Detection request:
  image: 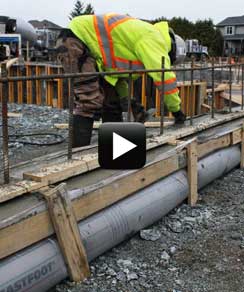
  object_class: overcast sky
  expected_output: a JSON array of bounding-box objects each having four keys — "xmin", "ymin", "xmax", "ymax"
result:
[{"xmin": 1, "ymin": 0, "xmax": 243, "ymax": 27}]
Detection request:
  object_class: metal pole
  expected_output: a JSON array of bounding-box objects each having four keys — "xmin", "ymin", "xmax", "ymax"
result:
[
  {"xmin": 68, "ymin": 78, "xmax": 74, "ymax": 160},
  {"xmin": 160, "ymin": 57, "xmax": 165, "ymax": 135},
  {"xmin": 242, "ymin": 64, "xmax": 244, "ymax": 111},
  {"xmin": 127, "ymin": 61, "xmax": 133, "ymax": 122},
  {"xmin": 199, "ymin": 60, "xmax": 202, "ymax": 82},
  {"xmin": 211, "ymin": 59, "xmax": 215, "ymax": 119},
  {"xmin": 190, "ymin": 59, "xmax": 194, "ymax": 126},
  {"xmin": 237, "ymin": 63, "xmax": 241, "ymax": 84},
  {"xmin": 229, "ymin": 65, "xmax": 232, "ymax": 113},
  {"xmin": 220, "ymin": 59, "xmax": 223, "ymax": 84},
  {"xmin": 183, "ymin": 62, "xmax": 186, "ymax": 84},
  {"xmin": 1, "ymin": 63, "xmax": 9, "ymax": 184},
  {"xmin": 0, "ymin": 64, "xmax": 240, "ymax": 83}
]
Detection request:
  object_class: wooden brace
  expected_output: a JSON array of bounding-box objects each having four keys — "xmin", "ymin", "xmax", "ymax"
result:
[{"xmin": 44, "ymin": 183, "xmax": 90, "ymax": 282}]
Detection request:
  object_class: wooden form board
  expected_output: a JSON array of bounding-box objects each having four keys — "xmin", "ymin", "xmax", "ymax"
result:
[
  {"xmin": 222, "ymin": 93, "xmax": 243, "ymax": 106},
  {"xmin": 187, "ymin": 140, "xmax": 198, "ymax": 206},
  {"xmin": 2, "ymin": 110, "xmax": 244, "ymax": 203},
  {"xmin": 0, "ymin": 180, "xmax": 46, "ymax": 203},
  {"xmin": 0, "ymin": 125, "xmax": 243, "ymax": 260},
  {"xmin": 54, "ymin": 121, "xmax": 174, "ymax": 130}
]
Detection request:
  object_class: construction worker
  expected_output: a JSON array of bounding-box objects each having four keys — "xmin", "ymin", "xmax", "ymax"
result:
[{"xmin": 56, "ymin": 13, "xmax": 186, "ymax": 147}]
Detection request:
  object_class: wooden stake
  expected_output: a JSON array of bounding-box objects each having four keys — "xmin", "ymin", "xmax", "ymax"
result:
[
  {"xmin": 241, "ymin": 122, "xmax": 244, "ymax": 169},
  {"xmin": 187, "ymin": 139, "xmax": 198, "ymax": 206},
  {"xmin": 44, "ymin": 183, "xmax": 90, "ymax": 282},
  {"xmin": 26, "ymin": 64, "xmax": 33, "ymax": 104}
]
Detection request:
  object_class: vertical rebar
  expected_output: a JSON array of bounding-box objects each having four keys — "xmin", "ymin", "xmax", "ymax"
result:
[
  {"xmin": 242, "ymin": 64, "xmax": 244, "ymax": 111},
  {"xmin": 190, "ymin": 59, "xmax": 194, "ymax": 126},
  {"xmin": 127, "ymin": 61, "xmax": 133, "ymax": 122},
  {"xmin": 229, "ymin": 64, "xmax": 232, "ymax": 113},
  {"xmin": 183, "ymin": 62, "xmax": 186, "ymax": 84},
  {"xmin": 211, "ymin": 59, "xmax": 215, "ymax": 119},
  {"xmin": 237, "ymin": 64, "xmax": 241, "ymax": 84},
  {"xmin": 68, "ymin": 78, "xmax": 74, "ymax": 160},
  {"xmin": 160, "ymin": 57, "xmax": 165, "ymax": 135},
  {"xmin": 199, "ymin": 60, "xmax": 202, "ymax": 82},
  {"xmin": 1, "ymin": 63, "xmax": 9, "ymax": 184}
]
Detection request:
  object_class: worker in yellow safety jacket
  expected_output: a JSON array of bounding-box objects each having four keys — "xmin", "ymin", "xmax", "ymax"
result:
[{"xmin": 56, "ymin": 13, "xmax": 187, "ymax": 147}]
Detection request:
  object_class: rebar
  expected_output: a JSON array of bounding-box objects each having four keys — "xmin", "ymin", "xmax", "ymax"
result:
[
  {"xmin": 0, "ymin": 64, "xmax": 242, "ymax": 83},
  {"xmin": 229, "ymin": 64, "xmax": 232, "ymax": 113},
  {"xmin": 1, "ymin": 63, "xmax": 9, "ymax": 184},
  {"xmin": 211, "ymin": 59, "xmax": 215, "ymax": 119},
  {"xmin": 190, "ymin": 59, "xmax": 194, "ymax": 126},
  {"xmin": 160, "ymin": 57, "xmax": 165, "ymax": 135},
  {"xmin": 68, "ymin": 78, "xmax": 74, "ymax": 160},
  {"xmin": 242, "ymin": 64, "xmax": 244, "ymax": 111},
  {"xmin": 127, "ymin": 61, "xmax": 133, "ymax": 122}
]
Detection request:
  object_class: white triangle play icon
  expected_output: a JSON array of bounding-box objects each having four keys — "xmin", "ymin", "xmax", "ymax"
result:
[{"xmin": 113, "ymin": 132, "xmax": 137, "ymax": 160}]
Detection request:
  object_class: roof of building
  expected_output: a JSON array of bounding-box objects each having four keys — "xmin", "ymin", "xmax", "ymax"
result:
[
  {"xmin": 217, "ymin": 15, "xmax": 244, "ymax": 26},
  {"xmin": 29, "ymin": 19, "xmax": 62, "ymax": 30}
]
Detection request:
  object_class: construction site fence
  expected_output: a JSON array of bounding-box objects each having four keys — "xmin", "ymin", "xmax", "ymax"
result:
[{"xmin": 0, "ymin": 62, "xmax": 244, "ymax": 184}]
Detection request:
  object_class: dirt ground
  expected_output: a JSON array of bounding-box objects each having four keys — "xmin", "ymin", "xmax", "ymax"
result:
[{"xmin": 53, "ymin": 167, "xmax": 244, "ymax": 292}]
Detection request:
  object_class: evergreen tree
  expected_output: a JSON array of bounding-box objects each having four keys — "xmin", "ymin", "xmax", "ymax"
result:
[
  {"xmin": 169, "ymin": 17, "xmax": 194, "ymax": 40},
  {"xmin": 69, "ymin": 1, "xmax": 94, "ymax": 20},
  {"xmin": 152, "ymin": 16, "xmax": 223, "ymax": 56}
]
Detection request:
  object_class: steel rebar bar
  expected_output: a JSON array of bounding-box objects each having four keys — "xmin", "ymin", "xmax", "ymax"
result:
[
  {"xmin": 68, "ymin": 78, "xmax": 74, "ymax": 160},
  {"xmin": 242, "ymin": 64, "xmax": 244, "ymax": 111},
  {"xmin": 0, "ymin": 63, "xmax": 9, "ymax": 184},
  {"xmin": 190, "ymin": 59, "xmax": 194, "ymax": 126},
  {"xmin": 211, "ymin": 59, "xmax": 215, "ymax": 119},
  {"xmin": 0, "ymin": 64, "xmax": 242, "ymax": 83},
  {"xmin": 229, "ymin": 63, "xmax": 232, "ymax": 113},
  {"xmin": 160, "ymin": 57, "xmax": 165, "ymax": 135},
  {"xmin": 127, "ymin": 61, "xmax": 133, "ymax": 122}
]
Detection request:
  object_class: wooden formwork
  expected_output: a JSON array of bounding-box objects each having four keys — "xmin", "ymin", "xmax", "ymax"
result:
[
  {"xmin": 1, "ymin": 111, "xmax": 244, "ymax": 282},
  {"xmin": 0, "ymin": 63, "xmax": 220, "ymax": 117},
  {"xmin": 1, "ymin": 63, "xmax": 65, "ymax": 109}
]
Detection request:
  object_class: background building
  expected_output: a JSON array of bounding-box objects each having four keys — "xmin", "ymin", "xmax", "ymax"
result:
[{"xmin": 217, "ymin": 15, "xmax": 244, "ymax": 56}]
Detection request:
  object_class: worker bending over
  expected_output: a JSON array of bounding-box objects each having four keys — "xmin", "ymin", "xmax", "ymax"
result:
[{"xmin": 56, "ymin": 13, "xmax": 186, "ymax": 147}]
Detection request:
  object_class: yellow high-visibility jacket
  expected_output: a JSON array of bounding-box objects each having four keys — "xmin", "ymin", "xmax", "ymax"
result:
[{"xmin": 69, "ymin": 13, "xmax": 181, "ymax": 112}]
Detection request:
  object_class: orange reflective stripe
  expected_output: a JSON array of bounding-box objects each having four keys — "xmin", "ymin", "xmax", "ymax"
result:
[
  {"xmin": 94, "ymin": 14, "xmax": 140, "ymax": 69},
  {"xmin": 109, "ymin": 17, "xmax": 133, "ymax": 31},
  {"xmin": 93, "ymin": 16, "xmax": 107, "ymax": 66},
  {"xmin": 165, "ymin": 88, "xmax": 179, "ymax": 95},
  {"xmin": 115, "ymin": 57, "xmax": 143, "ymax": 65},
  {"xmin": 154, "ymin": 77, "xmax": 177, "ymax": 86}
]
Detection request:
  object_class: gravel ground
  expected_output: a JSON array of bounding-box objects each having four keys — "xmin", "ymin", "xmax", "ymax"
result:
[
  {"xmin": 53, "ymin": 168, "xmax": 244, "ymax": 292},
  {"xmin": 0, "ymin": 104, "xmax": 69, "ymax": 168}
]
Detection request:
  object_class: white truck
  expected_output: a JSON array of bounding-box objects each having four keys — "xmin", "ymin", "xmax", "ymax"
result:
[
  {"xmin": 185, "ymin": 39, "xmax": 209, "ymax": 61},
  {"xmin": 0, "ymin": 16, "xmax": 36, "ymax": 61}
]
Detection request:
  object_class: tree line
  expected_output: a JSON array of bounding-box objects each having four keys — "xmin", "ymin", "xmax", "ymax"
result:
[{"xmin": 69, "ymin": 1, "xmax": 223, "ymax": 56}]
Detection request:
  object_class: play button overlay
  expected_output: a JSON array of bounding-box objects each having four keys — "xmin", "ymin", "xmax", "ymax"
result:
[
  {"xmin": 113, "ymin": 132, "xmax": 137, "ymax": 160},
  {"xmin": 99, "ymin": 123, "xmax": 146, "ymax": 169}
]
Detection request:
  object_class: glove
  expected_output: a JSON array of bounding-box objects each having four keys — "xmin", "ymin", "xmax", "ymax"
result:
[{"xmin": 172, "ymin": 110, "xmax": 186, "ymax": 124}]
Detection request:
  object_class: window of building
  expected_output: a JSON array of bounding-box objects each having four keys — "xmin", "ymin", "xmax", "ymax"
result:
[{"xmin": 225, "ymin": 26, "xmax": 235, "ymax": 35}]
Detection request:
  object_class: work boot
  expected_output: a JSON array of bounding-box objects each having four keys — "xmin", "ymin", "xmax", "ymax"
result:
[
  {"xmin": 102, "ymin": 99, "xmax": 123, "ymax": 123},
  {"xmin": 131, "ymin": 100, "xmax": 148, "ymax": 123},
  {"xmin": 172, "ymin": 110, "xmax": 186, "ymax": 124},
  {"xmin": 72, "ymin": 115, "xmax": 94, "ymax": 148},
  {"xmin": 102, "ymin": 111, "xmax": 123, "ymax": 123},
  {"xmin": 120, "ymin": 98, "xmax": 148, "ymax": 123}
]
